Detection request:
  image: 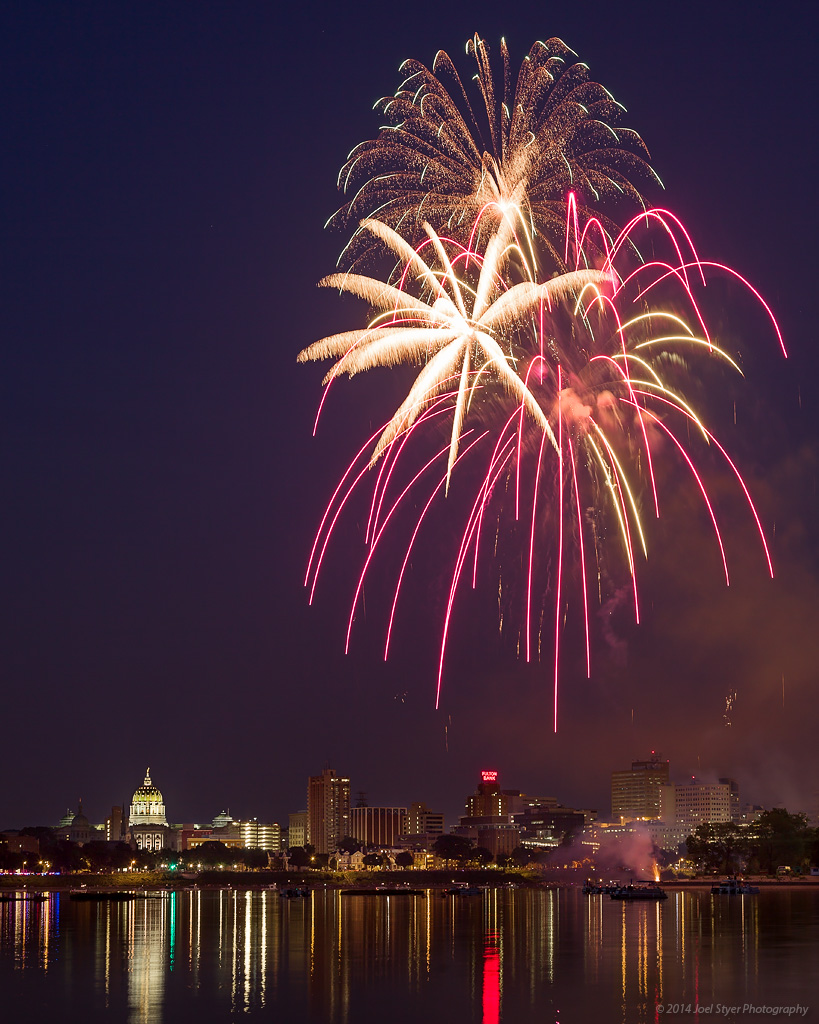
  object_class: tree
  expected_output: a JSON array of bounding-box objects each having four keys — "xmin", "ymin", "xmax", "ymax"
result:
[
  {"xmin": 0, "ymin": 847, "xmax": 25, "ymax": 872},
  {"xmin": 432, "ymin": 834, "xmax": 473, "ymax": 867},
  {"xmin": 50, "ymin": 840, "xmax": 85, "ymax": 873},
  {"xmin": 287, "ymin": 846, "xmax": 310, "ymax": 869},
  {"xmin": 395, "ymin": 851, "xmax": 414, "ymax": 869},
  {"xmin": 510, "ymin": 846, "xmax": 534, "ymax": 868},
  {"xmin": 337, "ymin": 836, "xmax": 361, "ymax": 855},
  {"xmin": 78, "ymin": 841, "xmax": 133, "ymax": 873},
  {"xmin": 19, "ymin": 828, "xmax": 84, "ymax": 873},
  {"xmin": 686, "ymin": 823, "xmax": 745, "ymax": 874},
  {"xmin": 133, "ymin": 848, "xmax": 159, "ymax": 871},
  {"xmin": 238, "ymin": 848, "xmax": 268, "ymax": 870},
  {"xmin": 470, "ymin": 846, "xmax": 494, "ymax": 867},
  {"xmin": 195, "ymin": 841, "xmax": 231, "ymax": 867},
  {"xmin": 749, "ymin": 809, "xmax": 810, "ymax": 874},
  {"xmin": 362, "ymin": 853, "xmax": 384, "ymax": 869},
  {"xmin": 161, "ymin": 849, "xmax": 182, "ymax": 872}
]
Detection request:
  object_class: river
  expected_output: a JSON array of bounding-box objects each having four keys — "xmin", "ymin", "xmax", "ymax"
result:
[{"xmin": 1, "ymin": 885, "xmax": 815, "ymax": 1022}]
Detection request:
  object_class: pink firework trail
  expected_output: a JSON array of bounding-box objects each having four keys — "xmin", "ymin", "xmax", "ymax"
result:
[{"xmin": 300, "ymin": 200, "xmax": 784, "ymax": 729}]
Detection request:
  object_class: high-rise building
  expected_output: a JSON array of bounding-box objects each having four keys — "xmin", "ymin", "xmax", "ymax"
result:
[
  {"xmin": 106, "ymin": 805, "xmax": 126, "ymax": 842},
  {"xmin": 611, "ymin": 753, "xmax": 670, "ymax": 822},
  {"xmin": 405, "ymin": 802, "xmax": 445, "ymax": 837},
  {"xmin": 456, "ymin": 772, "xmax": 524, "ymax": 856},
  {"xmin": 350, "ymin": 806, "xmax": 407, "ymax": 848},
  {"xmin": 672, "ymin": 781, "xmax": 731, "ymax": 826},
  {"xmin": 288, "ymin": 811, "xmax": 308, "ymax": 848},
  {"xmin": 512, "ymin": 804, "xmax": 585, "ymax": 840},
  {"xmin": 464, "ymin": 771, "xmax": 523, "ymax": 818},
  {"xmin": 718, "ymin": 778, "xmax": 741, "ymax": 823},
  {"xmin": 307, "ymin": 768, "xmax": 351, "ymax": 855}
]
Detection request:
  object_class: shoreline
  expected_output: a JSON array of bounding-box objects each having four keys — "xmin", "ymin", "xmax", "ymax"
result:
[{"xmin": 3, "ymin": 871, "xmax": 818, "ymax": 894}]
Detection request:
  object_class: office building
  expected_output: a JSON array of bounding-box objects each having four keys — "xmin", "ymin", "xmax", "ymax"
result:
[
  {"xmin": 350, "ymin": 806, "xmax": 407, "ymax": 848},
  {"xmin": 513, "ymin": 803, "xmax": 585, "ymax": 841},
  {"xmin": 405, "ymin": 802, "xmax": 445, "ymax": 837},
  {"xmin": 236, "ymin": 819, "xmax": 281, "ymax": 850},
  {"xmin": 105, "ymin": 805, "xmax": 126, "ymax": 842},
  {"xmin": 611, "ymin": 753, "xmax": 670, "ymax": 822},
  {"xmin": 190, "ymin": 819, "xmax": 281, "ymax": 851},
  {"xmin": 718, "ymin": 778, "xmax": 741, "ymax": 823},
  {"xmin": 288, "ymin": 810, "xmax": 308, "ymax": 848},
  {"xmin": 671, "ymin": 781, "xmax": 731, "ymax": 826},
  {"xmin": 456, "ymin": 771, "xmax": 525, "ymax": 856},
  {"xmin": 464, "ymin": 771, "xmax": 526, "ymax": 818},
  {"xmin": 307, "ymin": 768, "xmax": 351, "ymax": 855}
]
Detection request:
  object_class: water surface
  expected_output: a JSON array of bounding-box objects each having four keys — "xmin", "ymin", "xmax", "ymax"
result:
[{"xmin": 1, "ymin": 886, "xmax": 815, "ymax": 1023}]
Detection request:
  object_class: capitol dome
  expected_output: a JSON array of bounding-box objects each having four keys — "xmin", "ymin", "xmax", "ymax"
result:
[
  {"xmin": 67, "ymin": 798, "xmax": 94, "ymax": 845},
  {"xmin": 129, "ymin": 767, "xmax": 167, "ymax": 826},
  {"xmin": 71, "ymin": 806, "xmax": 90, "ymax": 829}
]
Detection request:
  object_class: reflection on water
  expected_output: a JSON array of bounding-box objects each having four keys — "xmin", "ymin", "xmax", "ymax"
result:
[
  {"xmin": 482, "ymin": 927, "xmax": 500, "ymax": 1024},
  {"xmin": 1, "ymin": 887, "xmax": 816, "ymax": 1023},
  {"xmin": 128, "ymin": 895, "xmax": 167, "ymax": 1023},
  {"xmin": 0, "ymin": 893, "xmax": 60, "ymax": 972}
]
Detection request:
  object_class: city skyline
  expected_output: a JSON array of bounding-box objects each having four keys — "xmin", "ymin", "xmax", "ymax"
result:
[
  {"xmin": 2, "ymin": 754, "xmax": 809, "ymax": 836},
  {"xmin": 0, "ymin": 3, "xmax": 816, "ymax": 831}
]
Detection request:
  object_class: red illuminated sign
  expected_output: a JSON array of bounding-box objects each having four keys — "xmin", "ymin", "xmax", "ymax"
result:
[{"xmin": 481, "ymin": 770, "xmax": 498, "ymax": 783}]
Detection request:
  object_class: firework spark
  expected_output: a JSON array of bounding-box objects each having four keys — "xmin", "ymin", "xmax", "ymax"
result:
[
  {"xmin": 331, "ymin": 35, "xmax": 659, "ymax": 264},
  {"xmin": 724, "ymin": 690, "xmax": 737, "ymax": 727},
  {"xmin": 302, "ymin": 37, "xmax": 784, "ymax": 729},
  {"xmin": 298, "ymin": 217, "xmax": 609, "ymax": 483},
  {"xmin": 301, "ymin": 202, "xmax": 783, "ymax": 729}
]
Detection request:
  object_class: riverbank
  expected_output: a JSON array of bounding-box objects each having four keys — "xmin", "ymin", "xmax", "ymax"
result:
[
  {"xmin": 3, "ymin": 869, "xmax": 818, "ymax": 893},
  {"xmin": 0, "ymin": 868, "xmax": 538, "ymax": 892}
]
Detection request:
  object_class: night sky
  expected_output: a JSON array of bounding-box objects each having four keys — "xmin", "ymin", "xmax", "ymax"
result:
[{"xmin": 1, "ymin": 1, "xmax": 816, "ymax": 831}]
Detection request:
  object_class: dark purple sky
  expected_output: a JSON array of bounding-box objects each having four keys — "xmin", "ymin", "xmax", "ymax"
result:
[{"xmin": 1, "ymin": 1, "xmax": 816, "ymax": 831}]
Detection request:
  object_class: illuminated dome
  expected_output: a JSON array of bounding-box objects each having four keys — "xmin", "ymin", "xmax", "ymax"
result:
[{"xmin": 129, "ymin": 767, "xmax": 167, "ymax": 826}]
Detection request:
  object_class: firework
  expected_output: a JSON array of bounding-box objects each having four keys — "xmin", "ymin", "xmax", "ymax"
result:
[
  {"xmin": 298, "ymin": 216, "xmax": 609, "ymax": 483},
  {"xmin": 302, "ymin": 35, "xmax": 784, "ymax": 729},
  {"xmin": 301, "ymin": 200, "xmax": 783, "ymax": 729},
  {"xmin": 723, "ymin": 690, "xmax": 737, "ymax": 727},
  {"xmin": 330, "ymin": 35, "xmax": 659, "ymax": 264}
]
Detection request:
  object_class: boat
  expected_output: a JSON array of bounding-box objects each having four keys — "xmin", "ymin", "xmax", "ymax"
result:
[
  {"xmin": 711, "ymin": 877, "xmax": 760, "ymax": 895},
  {"xmin": 583, "ymin": 883, "xmax": 621, "ymax": 895},
  {"xmin": 278, "ymin": 887, "xmax": 310, "ymax": 898},
  {"xmin": 609, "ymin": 884, "xmax": 668, "ymax": 901},
  {"xmin": 442, "ymin": 884, "xmax": 484, "ymax": 897}
]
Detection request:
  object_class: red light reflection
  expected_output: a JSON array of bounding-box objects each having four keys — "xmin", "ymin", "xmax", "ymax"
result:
[{"xmin": 482, "ymin": 931, "xmax": 500, "ymax": 1024}]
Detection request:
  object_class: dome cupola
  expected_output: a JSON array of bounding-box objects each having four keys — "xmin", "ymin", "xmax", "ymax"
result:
[{"xmin": 129, "ymin": 767, "xmax": 168, "ymax": 825}]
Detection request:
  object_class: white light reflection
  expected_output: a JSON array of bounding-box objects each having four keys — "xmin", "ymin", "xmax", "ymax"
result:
[{"xmin": 128, "ymin": 896, "xmax": 167, "ymax": 1024}]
